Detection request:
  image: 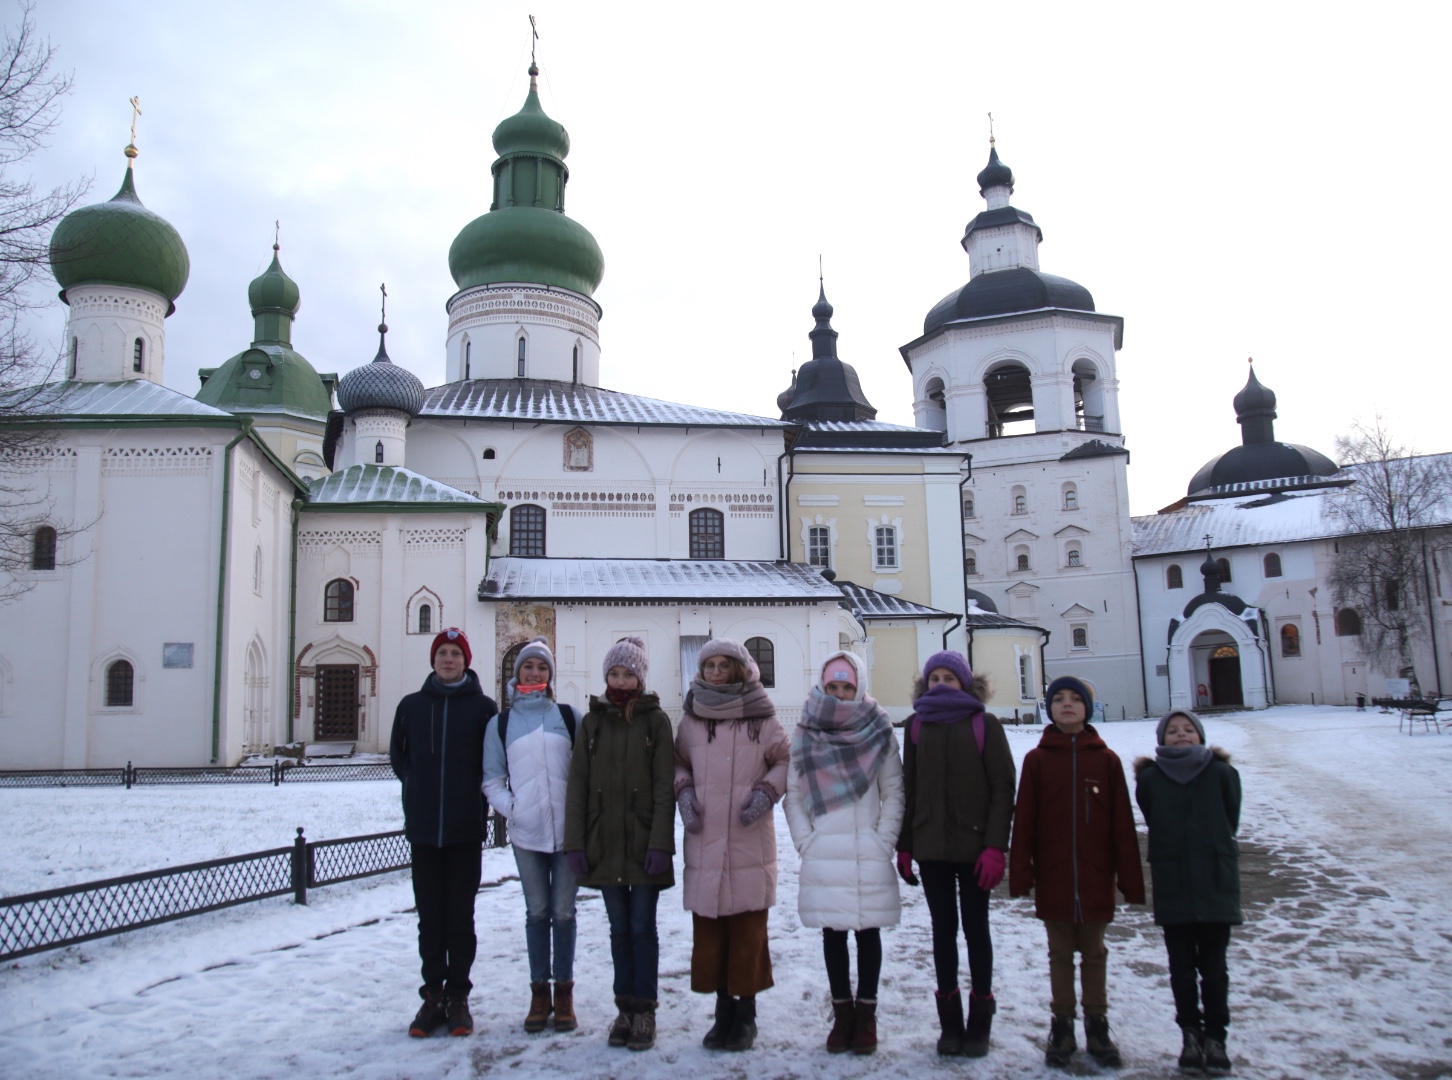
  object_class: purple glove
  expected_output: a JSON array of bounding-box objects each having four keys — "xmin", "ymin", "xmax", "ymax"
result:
[
  {"xmin": 897, "ymin": 851, "xmax": 919, "ymax": 886},
  {"xmin": 975, "ymin": 846, "xmax": 1006, "ymax": 891},
  {"xmin": 565, "ymin": 850, "xmax": 590, "ymax": 879},
  {"xmin": 643, "ymin": 848, "xmax": 671, "ymax": 876},
  {"xmin": 677, "ymin": 788, "xmax": 704, "ymax": 834},
  {"xmin": 740, "ymin": 786, "xmax": 773, "ymax": 826}
]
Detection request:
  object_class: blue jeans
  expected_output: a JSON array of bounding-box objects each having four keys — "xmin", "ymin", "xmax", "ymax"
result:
[
  {"xmin": 600, "ymin": 885, "xmax": 662, "ymax": 1000},
  {"xmin": 513, "ymin": 847, "xmax": 577, "ymax": 983}
]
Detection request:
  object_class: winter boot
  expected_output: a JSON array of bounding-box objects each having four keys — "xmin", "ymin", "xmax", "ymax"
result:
[
  {"xmin": 724, "ymin": 995, "xmax": 758, "ymax": 1051},
  {"xmin": 1203, "ymin": 1035, "xmax": 1231, "ymax": 1073},
  {"xmin": 628, "ymin": 999, "xmax": 658, "ymax": 1051},
  {"xmin": 552, "ymin": 980, "xmax": 577, "ymax": 1032},
  {"xmin": 826, "ymin": 999, "xmax": 855, "ymax": 1054},
  {"xmin": 1045, "ymin": 1014, "xmax": 1077, "ymax": 1067},
  {"xmin": 962, "ymin": 991, "xmax": 996, "ymax": 1057},
  {"xmin": 1085, "ymin": 1014, "xmax": 1122, "ymax": 1067},
  {"xmin": 408, "ymin": 987, "xmax": 446, "ymax": 1038},
  {"xmin": 608, "ymin": 995, "xmax": 633, "ymax": 1047},
  {"xmin": 934, "ymin": 988, "xmax": 965, "ymax": 1056},
  {"xmin": 1177, "ymin": 1023, "xmax": 1205, "ymax": 1071},
  {"xmin": 850, "ymin": 998, "xmax": 878, "ymax": 1055},
  {"xmin": 702, "ymin": 992, "xmax": 735, "ymax": 1050},
  {"xmin": 445, "ymin": 991, "xmax": 474, "ymax": 1037},
  {"xmin": 524, "ymin": 980, "xmax": 552, "ymax": 1033}
]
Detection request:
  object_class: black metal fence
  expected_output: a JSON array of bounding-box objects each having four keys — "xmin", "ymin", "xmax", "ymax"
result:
[
  {"xmin": 0, "ymin": 761, "xmax": 396, "ymax": 788},
  {"xmin": 0, "ymin": 820, "xmax": 504, "ymax": 962}
]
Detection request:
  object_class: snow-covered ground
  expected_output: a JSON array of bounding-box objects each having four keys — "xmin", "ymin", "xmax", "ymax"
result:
[{"xmin": 2, "ymin": 705, "xmax": 1450, "ymax": 1078}]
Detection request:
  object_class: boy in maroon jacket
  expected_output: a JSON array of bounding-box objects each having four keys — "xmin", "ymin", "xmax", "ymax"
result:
[{"xmin": 1009, "ymin": 676, "xmax": 1144, "ymax": 1068}]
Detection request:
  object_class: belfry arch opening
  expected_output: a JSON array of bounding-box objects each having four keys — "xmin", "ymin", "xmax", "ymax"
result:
[
  {"xmin": 1072, "ymin": 359, "xmax": 1105, "ymax": 432},
  {"xmin": 984, "ymin": 361, "xmax": 1033, "ymax": 437}
]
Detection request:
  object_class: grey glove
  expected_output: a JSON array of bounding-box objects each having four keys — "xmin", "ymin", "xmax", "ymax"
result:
[
  {"xmin": 677, "ymin": 787, "xmax": 704, "ymax": 834},
  {"xmin": 740, "ymin": 786, "xmax": 773, "ymax": 826}
]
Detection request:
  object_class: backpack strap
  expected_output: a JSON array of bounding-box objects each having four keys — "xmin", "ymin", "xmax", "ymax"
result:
[
  {"xmin": 557, "ymin": 703, "xmax": 577, "ymax": 745},
  {"xmin": 499, "ymin": 704, "xmax": 575, "ymax": 789}
]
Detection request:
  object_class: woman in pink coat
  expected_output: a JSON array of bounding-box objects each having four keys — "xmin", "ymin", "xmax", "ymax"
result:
[{"xmin": 674, "ymin": 638, "xmax": 790, "ymax": 1053}]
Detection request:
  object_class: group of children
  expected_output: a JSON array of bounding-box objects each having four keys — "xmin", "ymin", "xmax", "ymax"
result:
[{"xmin": 389, "ymin": 630, "xmax": 1242, "ymax": 1072}]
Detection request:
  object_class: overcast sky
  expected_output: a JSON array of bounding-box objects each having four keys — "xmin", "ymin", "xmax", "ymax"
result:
[{"xmin": 20, "ymin": 1, "xmax": 1450, "ymax": 515}]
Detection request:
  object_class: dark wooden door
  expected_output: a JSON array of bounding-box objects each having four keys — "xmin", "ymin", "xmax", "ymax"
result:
[
  {"xmin": 1209, "ymin": 654, "xmax": 1243, "ymax": 706},
  {"xmin": 315, "ymin": 665, "xmax": 360, "ymax": 740}
]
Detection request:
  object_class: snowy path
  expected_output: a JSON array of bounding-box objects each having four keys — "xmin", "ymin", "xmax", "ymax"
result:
[{"xmin": 3, "ymin": 707, "xmax": 1451, "ymax": 1078}]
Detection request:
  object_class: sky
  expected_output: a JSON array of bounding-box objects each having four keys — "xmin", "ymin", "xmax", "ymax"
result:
[
  {"xmin": 17, "ymin": 0, "xmax": 1451, "ymax": 515},
  {"xmin": 5, "ymin": 707, "xmax": 1452, "ymax": 1077}
]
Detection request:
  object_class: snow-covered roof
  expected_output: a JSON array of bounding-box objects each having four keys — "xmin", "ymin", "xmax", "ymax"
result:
[
  {"xmin": 835, "ymin": 580, "xmax": 957, "ymax": 620},
  {"xmin": 807, "ymin": 420, "xmax": 926, "ymax": 434},
  {"xmin": 421, "ymin": 380, "xmax": 790, "ymax": 429},
  {"xmin": 3, "ymin": 380, "xmax": 233, "ymax": 420},
  {"xmin": 965, "ymin": 605, "xmax": 1045, "ymax": 631},
  {"xmin": 306, "ymin": 465, "xmax": 487, "ymax": 507},
  {"xmin": 480, "ymin": 558, "xmax": 843, "ymax": 603}
]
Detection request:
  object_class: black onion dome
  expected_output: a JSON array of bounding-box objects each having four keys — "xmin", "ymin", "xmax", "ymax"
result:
[
  {"xmin": 965, "ymin": 587, "xmax": 1000, "ymax": 613},
  {"xmin": 1186, "ymin": 442, "xmax": 1339, "ymax": 496},
  {"xmin": 923, "ymin": 267, "xmax": 1094, "ymax": 335},
  {"xmin": 336, "ymin": 328, "xmax": 425, "ymax": 416},
  {"xmin": 976, "ymin": 146, "xmax": 1015, "ymax": 195},
  {"xmin": 1233, "ymin": 366, "xmax": 1276, "ymax": 419}
]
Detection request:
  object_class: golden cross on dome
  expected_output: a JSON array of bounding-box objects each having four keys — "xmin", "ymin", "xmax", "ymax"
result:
[
  {"xmin": 129, "ymin": 96, "xmax": 142, "ymax": 144},
  {"xmin": 988, "ymin": 111, "xmax": 995, "ymax": 146}
]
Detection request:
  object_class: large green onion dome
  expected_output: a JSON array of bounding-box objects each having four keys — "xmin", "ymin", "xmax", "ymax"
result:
[
  {"xmin": 447, "ymin": 65, "xmax": 604, "ymax": 297},
  {"xmin": 49, "ymin": 148, "xmax": 190, "ymax": 313}
]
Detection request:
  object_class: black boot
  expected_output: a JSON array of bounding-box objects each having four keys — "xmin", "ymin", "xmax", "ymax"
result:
[
  {"xmin": 408, "ymin": 987, "xmax": 446, "ymax": 1038},
  {"xmin": 934, "ymin": 988, "xmax": 964, "ymax": 1056},
  {"xmin": 963, "ymin": 991, "xmax": 995, "ymax": 1057},
  {"xmin": 702, "ymin": 992, "xmax": 735, "ymax": 1050},
  {"xmin": 1178, "ymin": 1023, "xmax": 1204, "ymax": 1071},
  {"xmin": 1045, "ymin": 1014, "xmax": 1076, "ymax": 1067},
  {"xmin": 1085, "ymin": 1014, "xmax": 1122, "ymax": 1067},
  {"xmin": 724, "ymin": 995, "xmax": 757, "ymax": 1051},
  {"xmin": 1203, "ymin": 1034, "xmax": 1231, "ymax": 1073}
]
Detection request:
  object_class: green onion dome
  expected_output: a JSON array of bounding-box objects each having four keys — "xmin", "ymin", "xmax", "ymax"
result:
[
  {"xmin": 49, "ymin": 153, "xmax": 190, "ymax": 312},
  {"xmin": 247, "ymin": 245, "xmax": 300, "ymax": 317},
  {"xmin": 447, "ymin": 65, "xmax": 604, "ymax": 297}
]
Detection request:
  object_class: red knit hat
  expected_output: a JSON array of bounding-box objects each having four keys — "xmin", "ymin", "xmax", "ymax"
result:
[{"xmin": 430, "ymin": 627, "xmax": 472, "ymax": 667}]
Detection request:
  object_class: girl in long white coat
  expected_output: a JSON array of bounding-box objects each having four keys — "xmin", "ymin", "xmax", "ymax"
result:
[{"xmin": 784, "ymin": 651, "xmax": 904, "ymax": 1055}]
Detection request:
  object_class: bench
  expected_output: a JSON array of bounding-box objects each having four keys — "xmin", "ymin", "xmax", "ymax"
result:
[{"xmin": 1375, "ymin": 697, "xmax": 1451, "ymax": 735}]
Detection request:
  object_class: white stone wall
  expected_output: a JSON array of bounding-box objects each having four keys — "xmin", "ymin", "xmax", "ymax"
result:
[
  {"xmin": 62, "ymin": 283, "xmax": 169, "ymax": 384},
  {"xmin": 445, "ymin": 283, "xmax": 601, "ymax": 385}
]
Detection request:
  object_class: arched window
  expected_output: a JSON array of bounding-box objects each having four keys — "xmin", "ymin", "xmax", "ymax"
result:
[
  {"xmin": 807, "ymin": 525, "xmax": 831, "ymax": 568},
  {"xmin": 1216, "ymin": 558, "xmax": 1232, "ymax": 583},
  {"xmin": 964, "ymin": 494, "xmax": 975, "ymax": 518},
  {"xmin": 132, "ymin": 338, "xmax": 145, "ymax": 373},
  {"xmin": 463, "ymin": 339, "xmax": 471, "ymax": 380},
  {"xmin": 1336, "ymin": 608, "xmax": 1362, "ymax": 636},
  {"xmin": 374, "ymin": 440, "xmax": 384, "ymax": 463},
  {"xmin": 1385, "ymin": 579, "xmax": 1401, "ymax": 610},
  {"xmin": 418, "ymin": 604, "xmax": 432, "ymax": 634},
  {"xmin": 68, "ymin": 337, "xmax": 77, "ymax": 379},
  {"xmin": 1067, "ymin": 548, "xmax": 1082, "ymax": 567},
  {"xmin": 482, "ymin": 447, "xmax": 496, "ymax": 460},
  {"xmin": 1018, "ymin": 653, "xmax": 1034, "ymax": 699},
  {"xmin": 1263, "ymin": 552, "xmax": 1282, "ymax": 578},
  {"xmin": 516, "ymin": 337, "xmax": 527, "ymax": 377},
  {"xmin": 31, "ymin": 525, "xmax": 56, "ymax": 570},
  {"xmin": 500, "ymin": 640, "xmax": 527, "ymax": 703},
  {"xmin": 873, "ymin": 525, "xmax": 899, "ymax": 569},
  {"xmin": 253, "ymin": 546, "xmax": 263, "ymax": 594},
  {"xmin": 1014, "ymin": 494, "xmax": 1027, "ymax": 515},
  {"xmin": 106, "ymin": 660, "xmax": 134, "ymax": 706},
  {"xmin": 965, "ymin": 550, "xmax": 978, "ymax": 576},
  {"xmin": 1280, "ymin": 624, "xmax": 1301, "ymax": 657},
  {"xmin": 1016, "ymin": 552, "xmax": 1030, "ymax": 572},
  {"xmin": 745, "ymin": 637, "xmax": 775, "ymax": 688},
  {"xmin": 510, "ymin": 504, "xmax": 547, "ymax": 557},
  {"xmin": 1072, "ymin": 627, "xmax": 1088, "ymax": 649},
  {"xmin": 572, "ymin": 344, "xmax": 580, "ymax": 384},
  {"xmin": 690, "ymin": 508, "xmax": 725, "ymax": 559},
  {"xmin": 1063, "ymin": 485, "xmax": 1078, "ymax": 510},
  {"xmin": 324, "ymin": 578, "xmax": 354, "ymax": 622},
  {"xmin": 1166, "ymin": 564, "xmax": 1183, "ymax": 589}
]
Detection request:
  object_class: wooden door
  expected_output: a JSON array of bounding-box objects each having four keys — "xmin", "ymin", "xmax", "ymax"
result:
[
  {"xmin": 1208, "ymin": 652, "xmax": 1243, "ymax": 707},
  {"xmin": 315, "ymin": 665, "xmax": 360, "ymax": 740}
]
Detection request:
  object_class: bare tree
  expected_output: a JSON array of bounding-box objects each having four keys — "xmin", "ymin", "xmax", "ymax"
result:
[
  {"xmin": 0, "ymin": 0, "xmax": 90, "ymax": 602},
  {"xmin": 1327, "ymin": 415, "xmax": 1452, "ymax": 693}
]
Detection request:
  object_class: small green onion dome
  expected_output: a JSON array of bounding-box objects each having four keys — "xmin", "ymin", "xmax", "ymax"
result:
[
  {"xmin": 49, "ymin": 155, "xmax": 190, "ymax": 311},
  {"xmin": 247, "ymin": 245, "xmax": 300, "ymax": 316},
  {"xmin": 447, "ymin": 65, "xmax": 604, "ymax": 297}
]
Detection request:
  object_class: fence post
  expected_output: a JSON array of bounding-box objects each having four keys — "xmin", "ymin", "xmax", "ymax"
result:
[
  {"xmin": 273, "ymin": 761, "xmax": 282, "ymax": 787},
  {"xmin": 292, "ymin": 827, "xmax": 308, "ymax": 905},
  {"xmin": 125, "ymin": 761, "xmax": 133, "ymax": 790}
]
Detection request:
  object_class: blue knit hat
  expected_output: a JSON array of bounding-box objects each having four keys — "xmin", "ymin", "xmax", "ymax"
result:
[
  {"xmin": 922, "ymin": 650, "xmax": 973, "ymax": 690},
  {"xmin": 1046, "ymin": 674, "xmax": 1094, "ymax": 715}
]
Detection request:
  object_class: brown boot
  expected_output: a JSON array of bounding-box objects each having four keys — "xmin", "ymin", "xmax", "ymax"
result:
[
  {"xmin": 608, "ymin": 996, "xmax": 632, "ymax": 1047},
  {"xmin": 553, "ymin": 980, "xmax": 577, "ymax": 1032},
  {"xmin": 525, "ymin": 980, "xmax": 552, "ymax": 1033},
  {"xmin": 826, "ymin": 999, "xmax": 855, "ymax": 1053},
  {"xmin": 851, "ymin": 999, "xmax": 878, "ymax": 1055}
]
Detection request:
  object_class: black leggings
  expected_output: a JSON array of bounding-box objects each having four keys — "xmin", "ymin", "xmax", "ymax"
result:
[
  {"xmin": 823, "ymin": 928, "xmax": 882, "ymax": 1001},
  {"xmin": 1163, "ymin": 923, "xmax": 1232, "ymax": 1039},
  {"xmin": 919, "ymin": 860, "xmax": 993, "ymax": 997}
]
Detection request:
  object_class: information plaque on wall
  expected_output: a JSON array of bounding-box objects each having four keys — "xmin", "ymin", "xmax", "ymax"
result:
[{"xmin": 163, "ymin": 643, "xmax": 194, "ymax": 669}]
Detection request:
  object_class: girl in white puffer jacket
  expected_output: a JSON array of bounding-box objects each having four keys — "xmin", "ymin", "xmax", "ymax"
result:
[{"xmin": 784, "ymin": 651, "xmax": 904, "ymax": 1056}]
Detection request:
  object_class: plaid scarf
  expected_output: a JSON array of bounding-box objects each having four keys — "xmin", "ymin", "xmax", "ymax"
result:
[
  {"xmin": 792, "ymin": 686, "xmax": 893, "ymax": 818},
  {"xmin": 685, "ymin": 677, "xmax": 775, "ymax": 742}
]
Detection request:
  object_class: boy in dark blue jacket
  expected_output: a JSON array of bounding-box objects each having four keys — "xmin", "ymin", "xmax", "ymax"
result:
[{"xmin": 389, "ymin": 628, "xmax": 497, "ymax": 1037}]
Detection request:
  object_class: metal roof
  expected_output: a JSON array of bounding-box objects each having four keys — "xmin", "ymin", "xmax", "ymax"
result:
[
  {"xmin": 306, "ymin": 464, "xmax": 483, "ymax": 506},
  {"xmin": 4, "ymin": 380, "xmax": 233, "ymax": 420},
  {"xmin": 835, "ymin": 581, "xmax": 957, "ymax": 620},
  {"xmin": 480, "ymin": 558, "xmax": 844, "ymax": 603},
  {"xmin": 421, "ymin": 379, "xmax": 790, "ymax": 429}
]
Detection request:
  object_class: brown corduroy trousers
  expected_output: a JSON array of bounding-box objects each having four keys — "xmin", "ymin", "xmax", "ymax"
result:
[
  {"xmin": 691, "ymin": 910, "xmax": 774, "ymax": 996},
  {"xmin": 1043, "ymin": 919, "xmax": 1109, "ymax": 1017}
]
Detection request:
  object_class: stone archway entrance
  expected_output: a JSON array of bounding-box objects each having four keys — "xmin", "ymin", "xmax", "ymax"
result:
[{"xmin": 1209, "ymin": 645, "xmax": 1244, "ymax": 706}]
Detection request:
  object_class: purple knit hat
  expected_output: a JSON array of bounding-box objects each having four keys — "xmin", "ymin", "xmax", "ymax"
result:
[
  {"xmin": 922, "ymin": 650, "xmax": 972, "ymax": 689},
  {"xmin": 603, "ymin": 635, "xmax": 649, "ymax": 687}
]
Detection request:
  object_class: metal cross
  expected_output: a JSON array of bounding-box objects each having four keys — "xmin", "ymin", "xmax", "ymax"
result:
[
  {"xmin": 129, "ymin": 96, "xmax": 142, "ymax": 144},
  {"xmin": 988, "ymin": 111, "xmax": 995, "ymax": 146},
  {"xmin": 380, "ymin": 283, "xmax": 388, "ymax": 323},
  {"xmin": 530, "ymin": 14, "xmax": 539, "ymax": 66},
  {"xmin": 1203, "ymin": 534, "xmax": 1214, "ymax": 551},
  {"xmin": 273, "ymin": 219, "xmax": 280, "ymax": 249}
]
